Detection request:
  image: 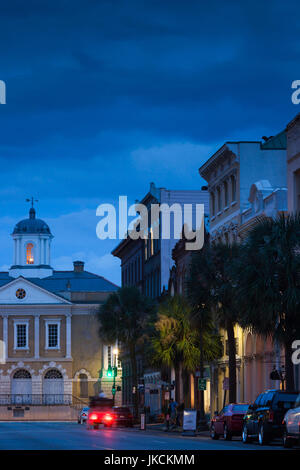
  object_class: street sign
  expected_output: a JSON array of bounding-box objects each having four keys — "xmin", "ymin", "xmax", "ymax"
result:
[
  {"xmin": 198, "ymin": 378, "xmax": 206, "ymax": 390},
  {"xmin": 223, "ymin": 377, "xmax": 229, "ymax": 391},
  {"xmin": 182, "ymin": 410, "xmax": 197, "ymax": 433}
]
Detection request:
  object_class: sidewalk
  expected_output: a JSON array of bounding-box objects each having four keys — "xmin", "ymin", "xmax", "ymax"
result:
[{"xmin": 137, "ymin": 422, "xmax": 210, "ymax": 437}]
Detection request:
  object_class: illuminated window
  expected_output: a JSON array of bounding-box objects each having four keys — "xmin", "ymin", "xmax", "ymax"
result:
[{"xmin": 26, "ymin": 243, "xmax": 34, "ymax": 264}]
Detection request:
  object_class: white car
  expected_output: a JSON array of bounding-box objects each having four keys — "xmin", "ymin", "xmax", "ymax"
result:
[
  {"xmin": 282, "ymin": 394, "xmax": 300, "ymax": 448},
  {"xmin": 78, "ymin": 406, "xmax": 90, "ymax": 424}
]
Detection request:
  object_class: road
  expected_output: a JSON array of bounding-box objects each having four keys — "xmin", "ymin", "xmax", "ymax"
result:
[{"xmin": 0, "ymin": 422, "xmax": 289, "ymax": 450}]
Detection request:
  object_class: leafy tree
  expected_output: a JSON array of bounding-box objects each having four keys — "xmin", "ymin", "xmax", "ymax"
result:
[
  {"xmin": 98, "ymin": 286, "xmax": 156, "ymax": 416},
  {"xmin": 237, "ymin": 214, "xmax": 300, "ymax": 390},
  {"xmin": 151, "ymin": 295, "xmax": 222, "ymax": 407},
  {"xmin": 187, "ymin": 242, "xmax": 241, "ymax": 404}
]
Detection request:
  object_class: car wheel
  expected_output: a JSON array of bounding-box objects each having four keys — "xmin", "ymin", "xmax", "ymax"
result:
[
  {"xmin": 242, "ymin": 424, "xmax": 250, "ymax": 443},
  {"xmin": 223, "ymin": 424, "xmax": 232, "ymax": 441},
  {"xmin": 258, "ymin": 422, "xmax": 269, "ymax": 446},
  {"xmin": 93, "ymin": 424, "xmax": 99, "ymax": 430},
  {"xmin": 210, "ymin": 424, "xmax": 219, "ymax": 440},
  {"xmin": 283, "ymin": 428, "xmax": 294, "ymax": 448}
]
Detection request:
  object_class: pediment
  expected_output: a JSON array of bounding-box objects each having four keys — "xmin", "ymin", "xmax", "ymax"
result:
[{"xmin": 0, "ymin": 277, "xmax": 70, "ymax": 304}]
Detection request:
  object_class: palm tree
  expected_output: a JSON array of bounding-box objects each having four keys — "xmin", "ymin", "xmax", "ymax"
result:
[
  {"xmin": 187, "ymin": 242, "xmax": 241, "ymax": 404},
  {"xmin": 151, "ymin": 295, "xmax": 221, "ymax": 408},
  {"xmin": 98, "ymin": 286, "xmax": 156, "ymax": 416},
  {"xmin": 237, "ymin": 214, "xmax": 300, "ymax": 390}
]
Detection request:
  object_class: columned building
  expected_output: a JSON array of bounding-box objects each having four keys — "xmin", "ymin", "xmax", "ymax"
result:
[{"xmin": 0, "ymin": 206, "xmax": 120, "ymax": 418}]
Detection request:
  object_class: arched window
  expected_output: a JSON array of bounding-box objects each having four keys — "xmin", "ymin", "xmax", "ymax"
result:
[
  {"xmin": 13, "ymin": 369, "xmax": 31, "ymax": 379},
  {"xmin": 79, "ymin": 373, "xmax": 88, "ymax": 398},
  {"xmin": 44, "ymin": 369, "xmax": 63, "ymax": 379},
  {"xmin": 26, "ymin": 243, "xmax": 34, "ymax": 264}
]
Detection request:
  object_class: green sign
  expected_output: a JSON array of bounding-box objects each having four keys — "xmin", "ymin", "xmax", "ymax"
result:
[{"xmin": 198, "ymin": 378, "xmax": 206, "ymax": 391}]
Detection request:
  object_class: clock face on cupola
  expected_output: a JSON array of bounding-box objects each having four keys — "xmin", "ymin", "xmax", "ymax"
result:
[{"xmin": 9, "ymin": 201, "xmax": 54, "ymax": 280}]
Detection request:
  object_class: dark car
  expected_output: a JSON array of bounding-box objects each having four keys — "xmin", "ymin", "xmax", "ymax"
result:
[
  {"xmin": 210, "ymin": 403, "xmax": 249, "ymax": 440},
  {"xmin": 111, "ymin": 406, "xmax": 134, "ymax": 427},
  {"xmin": 282, "ymin": 393, "xmax": 300, "ymax": 448},
  {"xmin": 242, "ymin": 390, "xmax": 299, "ymax": 445}
]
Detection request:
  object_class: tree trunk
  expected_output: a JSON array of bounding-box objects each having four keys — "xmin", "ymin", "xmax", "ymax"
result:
[
  {"xmin": 199, "ymin": 328, "xmax": 205, "ymax": 420},
  {"xmin": 285, "ymin": 340, "xmax": 295, "ymax": 391},
  {"xmin": 227, "ymin": 319, "xmax": 237, "ymax": 403},
  {"xmin": 129, "ymin": 343, "xmax": 139, "ymax": 417},
  {"xmin": 175, "ymin": 364, "xmax": 181, "ymax": 403},
  {"xmin": 181, "ymin": 369, "xmax": 190, "ymax": 408}
]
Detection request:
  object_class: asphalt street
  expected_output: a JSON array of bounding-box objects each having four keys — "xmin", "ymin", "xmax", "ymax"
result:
[{"xmin": 0, "ymin": 422, "xmax": 290, "ymax": 450}]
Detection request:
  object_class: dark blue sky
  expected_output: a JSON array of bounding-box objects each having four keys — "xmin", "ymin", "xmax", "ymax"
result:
[{"xmin": 0, "ymin": 0, "xmax": 299, "ymax": 283}]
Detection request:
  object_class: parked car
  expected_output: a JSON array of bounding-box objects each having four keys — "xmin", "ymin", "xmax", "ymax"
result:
[
  {"xmin": 242, "ymin": 390, "xmax": 299, "ymax": 445},
  {"xmin": 282, "ymin": 393, "xmax": 300, "ymax": 448},
  {"xmin": 77, "ymin": 406, "xmax": 89, "ymax": 424},
  {"xmin": 111, "ymin": 406, "xmax": 134, "ymax": 427},
  {"xmin": 210, "ymin": 403, "xmax": 249, "ymax": 440}
]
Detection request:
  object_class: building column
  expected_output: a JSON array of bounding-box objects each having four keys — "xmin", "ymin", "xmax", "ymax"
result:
[
  {"xmin": 66, "ymin": 314, "xmax": 72, "ymax": 358},
  {"xmin": 3, "ymin": 315, "xmax": 8, "ymax": 362},
  {"xmin": 34, "ymin": 315, "xmax": 40, "ymax": 359}
]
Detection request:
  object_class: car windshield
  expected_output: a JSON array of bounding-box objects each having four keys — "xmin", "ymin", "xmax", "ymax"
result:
[
  {"xmin": 232, "ymin": 405, "xmax": 249, "ymax": 413},
  {"xmin": 273, "ymin": 393, "xmax": 298, "ymax": 410}
]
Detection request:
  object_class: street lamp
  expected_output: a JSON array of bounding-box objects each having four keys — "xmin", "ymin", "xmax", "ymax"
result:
[{"xmin": 112, "ymin": 347, "xmax": 119, "ymax": 404}]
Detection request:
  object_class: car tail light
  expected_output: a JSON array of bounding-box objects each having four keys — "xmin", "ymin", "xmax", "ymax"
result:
[
  {"xmin": 90, "ymin": 413, "xmax": 98, "ymax": 421},
  {"xmin": 104, "ymin": 413, "xmax": 113, "ymax": 422},
  {"xmin": 82, "ymin": 413, "xmax": 87, "ymax": 417}
]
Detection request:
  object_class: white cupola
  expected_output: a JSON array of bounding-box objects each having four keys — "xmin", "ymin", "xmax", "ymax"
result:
[{"xmin": 9, "ymin": 204, "xmax": 54, "ymax": 279}]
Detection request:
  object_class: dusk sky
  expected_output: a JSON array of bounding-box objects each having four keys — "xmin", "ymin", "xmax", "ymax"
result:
[{"xmin": 0, "ymin": 0, "xmax": 299, "ymax": 284}]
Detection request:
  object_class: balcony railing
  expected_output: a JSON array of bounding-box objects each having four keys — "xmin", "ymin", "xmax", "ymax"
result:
[{"xmin": 0, "ymin": 394, "xmax": 74, "ymax": 406}]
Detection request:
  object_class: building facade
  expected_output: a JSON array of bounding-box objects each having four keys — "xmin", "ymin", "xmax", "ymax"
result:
[
  {"xmin": 286, "ymin": 112, "xmax": 300, "ymax": 213},
  {"xmin": 0, "ymin": 206, "xmax": 121, "ymax": 419},
  {"xmin": 199, "ymin": 135, "xmax": 287, "ymax": 413},
  {"xmin": 112, "ymin": 182, "xmax": 209, "ymax": 415}
]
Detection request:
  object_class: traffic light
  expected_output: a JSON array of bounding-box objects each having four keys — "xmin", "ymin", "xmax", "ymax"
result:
[
  {"xmin": 107, "ymin": 365, "xmax": 113, "ymax": 377},
  {"xmin": 113, "ymin": 366, "xmax": 117, "ymax": 377}
]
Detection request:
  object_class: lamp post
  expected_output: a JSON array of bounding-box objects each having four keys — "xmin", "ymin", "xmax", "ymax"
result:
[{"xmin": 112, "ymin": 347, "xmax": 119, "ymax": 404}]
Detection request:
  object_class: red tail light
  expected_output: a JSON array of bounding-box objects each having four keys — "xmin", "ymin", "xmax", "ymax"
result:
[
  {"xmin": 104, "ymin": 414, "xmax": 113, "ymax": 422},
  {"xmin": 90, "ymin": 414, "xmax": 98, "ymax": 421}
]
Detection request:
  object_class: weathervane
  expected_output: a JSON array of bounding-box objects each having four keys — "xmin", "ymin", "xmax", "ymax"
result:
[{"xmin": 26, "ymin": 197, "xmax": 38, "ymax": 208}]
